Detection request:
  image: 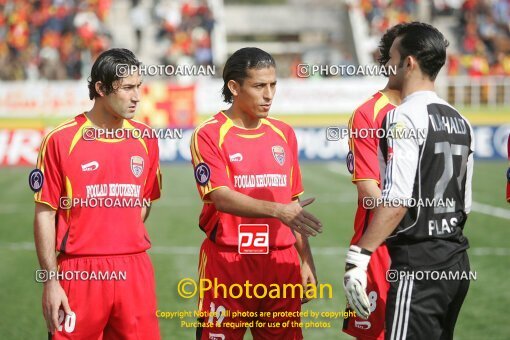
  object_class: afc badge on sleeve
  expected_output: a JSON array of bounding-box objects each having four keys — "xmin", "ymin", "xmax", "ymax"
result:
[
  {"xmin": 195, "ymin": 163, "xmax": 211, "ymax": 186},
  {"xmin": 346, "ymin": 151, "xmax": 355, "ymax": 174}
]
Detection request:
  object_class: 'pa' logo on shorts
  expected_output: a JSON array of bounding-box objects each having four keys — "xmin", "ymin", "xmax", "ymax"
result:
[{"xmin": 238, "ymin": 224, "xmax": 269, "ymax": 254}]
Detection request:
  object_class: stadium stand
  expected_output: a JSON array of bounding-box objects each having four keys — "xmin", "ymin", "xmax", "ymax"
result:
[
  {"xmin": 0, "ymin": 0, "xmax": 112, "ymax": 80},
  {"xmin": 154, "ymin": 0, "xmax": 215, "ymax": 67},
  {"xmin": 1, "ymin": 0, "xmax": 509, "ymax": 80},
  {"xmin": 355, "ymin": 0, "xmax": 510, "ymax": 76}
]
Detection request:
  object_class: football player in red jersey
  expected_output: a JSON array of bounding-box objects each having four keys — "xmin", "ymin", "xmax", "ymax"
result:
[
  {"xmin": 33, "ymin": 49, "xmax": 161, "ymax": 339},
  {"xmin": 342, "ymin": 25, "xmax": 403, "ymax": 340},
  {"xmin": 191, "ymin": 47, "xmax": 322, "ymax": 339}
]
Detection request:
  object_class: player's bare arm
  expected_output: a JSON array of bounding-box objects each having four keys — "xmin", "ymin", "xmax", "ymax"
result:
[
  {"xmin": 34, "ymin": 202, "xmax": 72, "ymax": 335},
  {"xmin": 294, "ymin": 230, "xmax": 317, "ymax": 304},
  {"xmin": 142, "ymin": 206, "xmax": 152, "ymax": 222},
  {"xmin": 357, "ymin": 205, "xmax": 407, "ymax": 252},
  {"xmin": 209, "ymin": 187, "xmax": 322, "ymax": 237},
  {"xmin": 354, "ymin": 180, "xmax": 381, "ymax": 201}
]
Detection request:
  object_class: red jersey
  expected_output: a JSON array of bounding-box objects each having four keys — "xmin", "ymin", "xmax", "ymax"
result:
[
  {"xmin": 34, "ymin": 113, "xmax": 162, "ymax": 255},
  {"xmin": 343, "ymin": 91, "xmax": 395, "ymax": 340},
  {"xmin": 348, "ymin": 91, "xmax": 395, "ymax": 243},
  {"xmin": 190, "ymin": 112, "xmax": 303, "ymax": 248}
]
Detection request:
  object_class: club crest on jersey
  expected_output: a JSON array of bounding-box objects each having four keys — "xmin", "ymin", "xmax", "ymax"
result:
[
  {"xmin": 272, "ymin": 145, "xmax": 285, "ymax": 166},
  {"xmin": 346, "ymin": 151, "xmax": 354, "ymax": 174},
  {"xmin": 130, "ymin": 156, "xmax": 144, "ymax": 178}
]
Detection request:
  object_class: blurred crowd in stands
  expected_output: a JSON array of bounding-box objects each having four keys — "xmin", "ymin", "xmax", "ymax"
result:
[
  {"xmin": 1, "ymin": 0, "xmax": 509, "ymax": 80},
  {"xmin": 152, "ymin": 0, "xmax": 214, "ymax": 68},
  {"xmin": 0, "ymin": 0, "xmax": 214, "ymax": 80},
  {"xmin": 361, "ymin": 0, "xmax": 510, "ymax": 76},
  {"xmin": 0, "ymin": 0, "xmax": 112, "ymax": 80},
  {"xmin": 453, "ymin": 0, "xmax": 510, "ymax": 76}
]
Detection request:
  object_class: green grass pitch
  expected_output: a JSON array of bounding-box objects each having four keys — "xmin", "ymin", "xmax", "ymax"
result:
[{"xmin": 0, "ymin": 161, "xmax": 509, "ymax": 339}]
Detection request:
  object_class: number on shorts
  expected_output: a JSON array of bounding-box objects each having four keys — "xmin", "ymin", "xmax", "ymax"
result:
[
  {"xmin": 368, "ymin": 291, "xmax": 377, "ymax": 313},
  {"xmin": 207, "ymin": 302, "xmax": 226, "ymax": 326},
  {"xmin": 57, "ymin": 310, "xmax": 76, "ymax": 333}
]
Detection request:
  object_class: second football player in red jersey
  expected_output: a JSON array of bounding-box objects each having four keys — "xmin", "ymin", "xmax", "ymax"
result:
[
  {"xmin": 191, "ymin": 47, "xmax": 322, "ymax": 340},
  {"xmin": 32, "ymin": 49, "xmax": 161, "ymax": 339},
  {"xmin": 342, "ymin": 25, "xmax": 403, "ymax": 340}
]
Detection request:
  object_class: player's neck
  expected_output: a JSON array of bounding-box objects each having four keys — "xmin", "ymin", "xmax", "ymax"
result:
[
  {"xmin": 224, "ymin": 107, "xmax": 261, "ymax": 129},
  {"xmin": 87, "ymin": 103, "xmax": 124, "ymax": 130},
  {"xmin": 401, "ymin": 78, "xmax": 435, "ymax": 100}
]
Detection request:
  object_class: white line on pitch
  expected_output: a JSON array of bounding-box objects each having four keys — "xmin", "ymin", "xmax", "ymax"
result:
[{"xmin": 326, "ymin": 163, "xmax": 510, "ymax": 220}]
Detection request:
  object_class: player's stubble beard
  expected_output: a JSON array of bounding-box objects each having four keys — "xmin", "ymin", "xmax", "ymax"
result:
[{"xmin": 107, "ymin": 97, "xmax": 137, "ymax": 121}]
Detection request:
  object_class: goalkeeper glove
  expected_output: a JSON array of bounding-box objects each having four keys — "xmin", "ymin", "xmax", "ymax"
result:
[{"xmin": 343, "ymin": 245, "xmax": 372, "ymax": 320}]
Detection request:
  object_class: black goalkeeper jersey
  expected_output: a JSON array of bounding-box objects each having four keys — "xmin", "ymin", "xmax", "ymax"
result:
[{"xmin": 378, "ymin": 91, "xmax": 474, "ymax": 269}]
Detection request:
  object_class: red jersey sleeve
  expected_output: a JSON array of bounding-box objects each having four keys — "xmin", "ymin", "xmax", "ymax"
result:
[
  {"xmin": 289, "ymin": 129, "xmax": 304, "ymax": 198},
  {"xmin": 190, "ymin": 128, "xmax": 233, "ymax": 201},
  {"xmin": 34, "ymin": 134, "xmax": 63, "ymax": 210},
  {"xmin": 144, "ymin": 137, "xmax": 162, "ymax": 201},
  {"xmin": 349, "ymin": 108, "xmax": 380, "ymax": 183}
]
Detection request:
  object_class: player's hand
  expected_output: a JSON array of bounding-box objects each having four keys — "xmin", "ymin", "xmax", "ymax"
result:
[
  {"xmin": 343, "ymin": 245, "xmax": 371, "ymax": 320},
  {"xmin": 276, "ymin": 198, "xmax": 322, "ymax": 237},
  {"xmin": 42, "ymin": 279, "xmax": 73, "ymax": 334},
  {"xmin": 301, "ymin": 259, "xmax": 318, "ymax": 304}
]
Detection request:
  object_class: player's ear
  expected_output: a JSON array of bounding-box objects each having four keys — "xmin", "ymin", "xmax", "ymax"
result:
[
  {"xmin": 95, "ymin": 81, "xmax": 105, "ymax": 97},
  {"xmin": 404, "ymin": 56, "xmax": 415, "ymax": 77},
  {"xmin": 227, "ymin": 80, "xmax": 240, "ymax": 98},
  {"xmin": 407, "ymin": 56, "xmax": 416, "ymax": 71}
]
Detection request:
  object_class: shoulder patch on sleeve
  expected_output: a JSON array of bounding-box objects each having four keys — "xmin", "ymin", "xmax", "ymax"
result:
[
  {"xmin": 195, "ymin": 163, "xmax": 211, "ymax": 186},
  {"xmin": 346, "ymin": 151, "xmax": 354, "ymax": 174},
  {"xmin": 29, "ymin": 169, "xmax": 44, "ymax": 192}
]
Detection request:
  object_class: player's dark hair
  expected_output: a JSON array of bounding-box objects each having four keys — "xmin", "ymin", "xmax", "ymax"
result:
[
  {"xmin": 378, "ymin": 23, "xmax": 405, "ymax": 66},
  {"xmin": 87, "ymin": 48, "xmax": 141, "ymax": 100},
  {"xmin": 222, "ymin": 47, "xmax": 276, "ymax": 103},
  {"xmin": 395, "ymin": 22, "xmax": 449, "ymax": 80}
]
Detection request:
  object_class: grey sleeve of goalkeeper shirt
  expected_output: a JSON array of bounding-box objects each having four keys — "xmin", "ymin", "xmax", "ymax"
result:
[{"xmin": 380, "ymin": 99, "xmax": 428, "ymax": 203}]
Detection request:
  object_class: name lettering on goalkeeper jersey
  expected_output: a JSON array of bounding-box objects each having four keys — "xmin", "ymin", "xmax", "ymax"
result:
[
  {"xmin": 428, "ymin": 217, "xmax": 461, "ymax": 236},
  {"xmin": 429, "ymin": 113, "xmax": 468, "ymax": 134},
  {"xmin": 234, "ymin": 174, "xmax": 287, "ymax": 189},
  {"xmin": 85, "ymin": 183, "xmax": 141, "ymax": 198}
]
